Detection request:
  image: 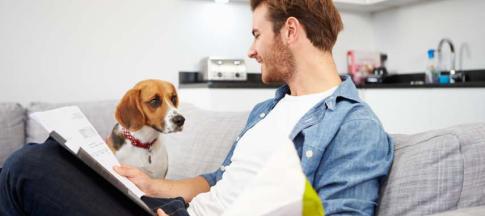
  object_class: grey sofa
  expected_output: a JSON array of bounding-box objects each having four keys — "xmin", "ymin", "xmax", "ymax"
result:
[{"xmin": 0, "ymin": 101, "xmax": 484, "ymax": 216}]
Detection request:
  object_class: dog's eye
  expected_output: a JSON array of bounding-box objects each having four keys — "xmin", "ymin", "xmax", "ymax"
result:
[
  {"xmin": 149, "ymin": 98, "xmax": 161, "ymax": 108},
  {"xmin": 171, "ymin": 95, "xmax": 177, "ymax": 105}
]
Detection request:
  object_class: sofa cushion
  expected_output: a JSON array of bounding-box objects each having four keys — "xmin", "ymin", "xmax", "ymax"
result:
[
  {"xmin": 449, "ymin": 123, "xmax": 485, "ymax": 208},
  {"xmin": 429, "ymin": 206, "xmax": 485, "ymax": 216},
  {"xmin": 26, "ymin": 101, "xmax": 118, "ymax": 144},
  {"xmin": 164, "ymin": 103, "xmax": 249, "ymax": 180},
  {"xmin": 377, "ymin": 129, "xmax": 464, "ymax": 216},
  {"xmin": 0, "ymin": 103, "xmax": 25, "ymax": 166}
]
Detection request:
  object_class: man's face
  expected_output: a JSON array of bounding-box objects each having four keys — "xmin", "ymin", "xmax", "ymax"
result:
[{"xmin": 248, "ymin": 4, "xmax": 295, "ymax": 84}]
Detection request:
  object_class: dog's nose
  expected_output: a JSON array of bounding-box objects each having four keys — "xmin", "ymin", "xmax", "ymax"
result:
[{"xmin": 172, "ymin": 115, "xmax": 185, "ymax": 127}]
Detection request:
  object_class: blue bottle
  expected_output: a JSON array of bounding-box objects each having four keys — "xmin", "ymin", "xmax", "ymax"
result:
[{"xmin": 425, "ymin": 49, "xmax": 438, "ymax": 83}]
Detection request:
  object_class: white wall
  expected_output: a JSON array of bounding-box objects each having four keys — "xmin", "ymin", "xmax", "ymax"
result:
[
  {"xmin": 4, "ymin": 0, "xmax": 482, "ymax": 104},
  {"xmin": 0, "ymin": 0, "xmax": 374, "ymax": 104},
  {"xmin": 373, "ymin": 0, "xmax": 485, "ymax": 73},
  {"xmin": 0, "ymin": 0, "xmax": 254, "ymax": 104},
  {"xmin": 334, "ymin": 12, "xmax": 376, "ymax": 74}
]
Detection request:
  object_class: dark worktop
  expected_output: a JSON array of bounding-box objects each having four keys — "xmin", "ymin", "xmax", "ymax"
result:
[
  {"xmin": 357, "ymin": 82, "xmax": 485, "ymax": 89},
  {"xmin": 179, "ymin": 72, "xmax": 485, "ymax": 89},
  {"xmin": 180, "ymin": 81, "xmax": 485, "ymax": 89}
]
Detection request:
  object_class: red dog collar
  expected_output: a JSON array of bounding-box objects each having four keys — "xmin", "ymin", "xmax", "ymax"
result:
[{"xmin": 121, "ymin": 128, "xmax": 157, "ymax": 150}]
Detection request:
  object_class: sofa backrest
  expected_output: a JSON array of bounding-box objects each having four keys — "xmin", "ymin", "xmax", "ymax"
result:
[
  {"xmin": 452, "ymin": 123, "xmax": 485, "ymax": 208},
  {"xmin": 0, "ymin": 103, "xmax": 25, "ymax": 166},
  {"xmin": 163, "ymin": 103, "xmax": 249, "ymax": 179},
  {"xmin": 26, "ymin": 101, "xmax": 118, "ymax": 144},
  {"xmin": 377, "ymin": 123, "xmax": 485, "ymax": 216},
  {"xmin": 24, "ymin": 101, "xmax": 248, "ymax": 179}
]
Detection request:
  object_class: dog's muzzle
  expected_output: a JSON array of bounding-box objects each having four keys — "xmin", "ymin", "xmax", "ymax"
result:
[{"xmin": 171, "ymin": 115, "xmax": 185, "ymax": 128}]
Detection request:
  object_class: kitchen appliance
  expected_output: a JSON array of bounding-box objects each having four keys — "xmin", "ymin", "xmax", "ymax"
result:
[
  {"xmin": 366, "ymin": 53, "xmax": 388, "ymax": 84},
  {"xmin": 347, "ymin": 50, "xmax": 382, "ymax": 85},
  {"xmin": 201, "ymin": 57, "xmax": 247, "ymax": 81}
]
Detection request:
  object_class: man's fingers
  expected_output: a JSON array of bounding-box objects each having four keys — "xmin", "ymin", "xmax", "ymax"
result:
[
  {"xmin": 113, "ymin": 165, "xmax": 140, "ymax": 177},
  {"xmin": 157, "ymin": 208, "xmax": 168, "ymax": 216}
]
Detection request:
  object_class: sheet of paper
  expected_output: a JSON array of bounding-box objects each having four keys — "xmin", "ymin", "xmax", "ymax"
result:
[{"xmin": 30, "ymin": 106, "xmax": 145, "ymax": 198}]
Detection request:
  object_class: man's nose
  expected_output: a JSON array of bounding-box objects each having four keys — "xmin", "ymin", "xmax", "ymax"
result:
[{"xmin": 248, "ymin": 49, "xmax": 257, "ymax": 59}]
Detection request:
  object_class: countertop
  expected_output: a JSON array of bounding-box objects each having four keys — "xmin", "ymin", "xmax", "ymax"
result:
[
  {"xmin": 179, "ymin": 72, "xmax": 485, "ymax": 89},
  {"xmin": 357, "ymin": 82, "xmax": 485, "ymax": 89},
  {"xmin": 180, "ymin": 81, "xmax": 485, "ymax": 89}
]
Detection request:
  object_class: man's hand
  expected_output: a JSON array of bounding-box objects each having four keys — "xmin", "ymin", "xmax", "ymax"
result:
[
  {"xmin": 157, "ymin": 208, "xmax": 168, "ymax": 216},
  {"xmin": 113, "ymin": 164, "xmax": 160, "ymax": 196},
  {"xmin": 115, "ymin": 164, "xmax": 210, "ymax": 202}
]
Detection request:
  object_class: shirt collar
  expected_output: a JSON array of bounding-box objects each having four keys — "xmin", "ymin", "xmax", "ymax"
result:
[
  {"xmin": 331, "ymin": 75, "xmax": 361, "ymax": 102},
  {"xmin": 272, "ymin": 75, "xmax": 361, "ymax": 110}
]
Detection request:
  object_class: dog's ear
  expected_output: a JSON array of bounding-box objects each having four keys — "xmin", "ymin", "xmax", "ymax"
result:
[
  {"xmin": 115, "ymin": 89, "xmax": 145, "ymax": 131},
  {"xmin": 169, "ymin": 83, "xmax": 180, "ymax": 107}
]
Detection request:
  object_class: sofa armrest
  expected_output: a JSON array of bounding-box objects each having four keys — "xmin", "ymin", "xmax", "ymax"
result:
[{"xmin": 429, "ymin": 206, "xmax": 485, "ymax": 216}]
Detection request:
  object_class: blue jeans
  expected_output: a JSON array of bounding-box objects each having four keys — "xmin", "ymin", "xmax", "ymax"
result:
[{"xmin": 0, "ymin": 138, "xmax": 189, "ymax": 216}]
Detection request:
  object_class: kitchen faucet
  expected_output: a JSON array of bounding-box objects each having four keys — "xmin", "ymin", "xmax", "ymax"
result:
[{"xmin": 437, "ymin": 38, "xmax": 465, "ymax": 83}]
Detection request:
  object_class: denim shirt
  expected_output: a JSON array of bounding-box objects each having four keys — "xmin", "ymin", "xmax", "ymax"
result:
[{"xmin": 201, "ymin": 76, "xmax": 394, "ymax": 215}]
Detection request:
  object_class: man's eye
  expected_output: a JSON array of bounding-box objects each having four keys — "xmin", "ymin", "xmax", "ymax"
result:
[
  {"xmin": 171, "ymin": 95, "xmax": 178, "ymax": 105},
  {"xmin": 149, "ymin": 99, "xmax": 161, "ymax": 107}
]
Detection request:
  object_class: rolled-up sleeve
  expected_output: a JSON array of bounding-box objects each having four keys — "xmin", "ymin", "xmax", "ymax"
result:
[
  {"xmin": 200, "ymin": 142, "xmax": 237, "ymax": 187},
  {"xmin": 315, "ymin": 119, "xmax": 394, "ymax": 215},
  {"xmin": 200, "ymin": 171, "xmax": 219, "ymax": 187}
]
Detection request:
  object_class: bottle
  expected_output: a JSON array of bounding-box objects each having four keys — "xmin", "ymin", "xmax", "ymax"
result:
[{"xmin": 425, "ymin": 49, "xmax": 438, "ymax": 83}]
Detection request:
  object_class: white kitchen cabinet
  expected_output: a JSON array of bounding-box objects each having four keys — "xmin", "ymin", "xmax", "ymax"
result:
[
  {"xmin": 359, "ymin": 89, "xmax": 432, "ymax": 134},
  {"xmin": 180, "ymin": 87, "xmax": 485, "ymax": 134},
  {"xmin": 179, "ymin": 88, "xmax": 275, "ymax": 112},
  {"xmin": 360, "ymin": 88, "xmax": 485, "ymax": 134}
]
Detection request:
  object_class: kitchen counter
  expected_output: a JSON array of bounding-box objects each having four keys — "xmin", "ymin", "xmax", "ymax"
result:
[
  {"xmin": 179, "ymin": 81, "xmax": 279, "ymax": 89},
  {"xmin": 179, "ymin": 73, "xmax": 280, "ymax": 89},
  {"xmin": 357, "ymin": 82, "xmax": 485, "ymax": 89},
  {"xmin": 179, "ymin": 71, "xmax": 485, "ymax": 89},
  {"xmin": 179, "ymin": 72, "xmax": 485, "ymax": 133},
  {"xmin": 180, "ymin": 81, "xmax": 485, "ymax": 89}
]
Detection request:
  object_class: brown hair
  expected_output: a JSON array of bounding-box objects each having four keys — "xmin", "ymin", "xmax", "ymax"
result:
[{"xmin": 250, "ymin": 0, "xmax": 343, "ymax": 52}]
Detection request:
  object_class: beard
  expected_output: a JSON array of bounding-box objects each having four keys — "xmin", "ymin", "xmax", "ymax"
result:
[{"xmin": 260, "ymin": 36, "xmax": 296, "ymax": 84}]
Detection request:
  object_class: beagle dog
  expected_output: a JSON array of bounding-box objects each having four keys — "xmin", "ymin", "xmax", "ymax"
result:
[{"xmin": 107, "ymin": 79, "xmax": 185, "ymax": 179}]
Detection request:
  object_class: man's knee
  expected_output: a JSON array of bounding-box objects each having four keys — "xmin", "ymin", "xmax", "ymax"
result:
[
  {"xmin": 0, "ymin": 139, "xmax": 67, "ymax": 215},
  {"xmin": 2, "ymin": 138, "xmax": 60, "ymax": 176},
  {"xmin": 3, "ymin": 145, "xmax": 37, "ymax": 175}
]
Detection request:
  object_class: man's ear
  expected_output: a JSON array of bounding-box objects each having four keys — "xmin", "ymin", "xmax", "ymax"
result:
[
  {"xmin": 283, "ymin": 17, "xmax": 299, "ymax": 45},
  {"xmin": 115, "ymin": 89, "xmax": 145, "ymax": 131}
]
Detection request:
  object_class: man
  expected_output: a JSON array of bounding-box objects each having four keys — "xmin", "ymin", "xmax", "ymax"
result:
[{"xmin": 0, "ymin": 0, "xmax": 393, "ymax": 215}]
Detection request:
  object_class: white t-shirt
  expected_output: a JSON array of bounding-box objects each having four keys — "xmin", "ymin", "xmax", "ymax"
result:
[{"xmin": 187, "ymin": 86, "xmax": 337, "ymax": 215}]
